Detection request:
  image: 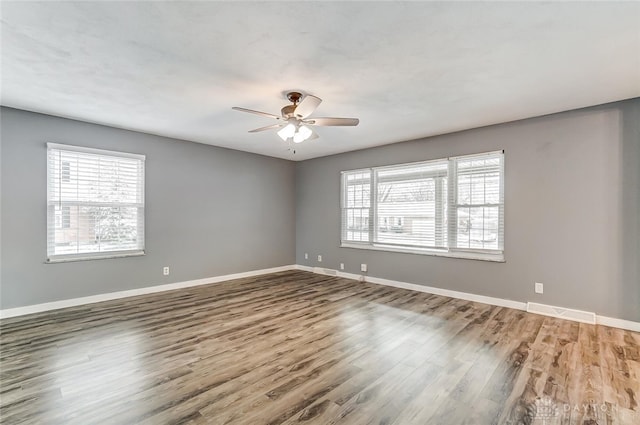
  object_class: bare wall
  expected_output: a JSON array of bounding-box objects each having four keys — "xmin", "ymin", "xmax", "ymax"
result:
[
  {"xmin": 2, "ymin": 99, "xmax": 638, "ymax": 322},
  {"xmin": 0, "ymin": 107, "xmax": 296, "ymax": 309},
  {"xmin": 295, "ymin": 99, "xmax": 640, "ymax": 322}
]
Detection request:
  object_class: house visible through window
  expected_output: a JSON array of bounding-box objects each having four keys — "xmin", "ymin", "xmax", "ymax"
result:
[
  {"xmin": 46, "ymin": 143, "xmax": 145, "ymax": 262},
  {"xmin": 341, "ymin": 151, "xmax": 504, "ymax": 261}
]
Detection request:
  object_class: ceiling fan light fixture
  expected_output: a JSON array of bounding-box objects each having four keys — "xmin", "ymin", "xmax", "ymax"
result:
[
  {"xmin": 293, "ymin": 125, "xmax": 313, "ymax": 143},
  {"xmin": 277, "ymin": 123, "xmax": 296, "ymax": 141},
  {"xmin": 233, "ymin": 92, "xmax": 359, "ymax": 146}
]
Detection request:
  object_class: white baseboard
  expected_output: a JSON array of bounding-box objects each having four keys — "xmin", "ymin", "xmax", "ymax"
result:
[
  {"xmin": 526, "ymin": 302, "xmax": 596, "ymax": 325},
  {"xmin": 365, "ymin": 274, "xmax": 527, "ymax": 311},
  {"xmin": 300, "ymin": 265, "xmax": 526, "ymax": 310},
  {"xmin": 295, "ymin": 265, "xmax": 314, "ymax": 272},
  {"xmin": 297, "ymin": 265, "xmax": 362, "ymax": 281},
  {"xmin": 596, "ymin": 315, "xmax": 640, "ymax": 332},
  {"xmin": 0, "ymin": 265, "xmax": 296, "ymax": 319},
  {"xmin": 4, "ymin": 265, "xmax": 638, "ymax": 333},
  {"xmin": 337, "ymin": 270, "xmax": 364, "ymax": 281},
  {"xmin": 297, "ymin": 265, "xmax": 640, "ymax": 332}
]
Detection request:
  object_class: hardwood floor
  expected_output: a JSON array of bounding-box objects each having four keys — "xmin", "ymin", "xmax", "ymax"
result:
[{"xmin": 1, "ymin": 270, "xmax": 638, "ymax": 425}]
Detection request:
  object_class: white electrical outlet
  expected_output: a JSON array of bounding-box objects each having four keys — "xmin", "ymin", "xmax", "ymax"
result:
[
  {"xmin": 340, "ymin": 263, "xmax": 345, "ymax": 270},
  {"xmin": 317, "ymin": 255, "xmax": 322, "ymax": 262},
  {"xmin": 163, "ymin": 266, "xmax": 170, "ymax": 276},
  {"xmin": 361, "ymin": 264, "xmax": 367, "ymax": 272},
  {"xmin": 535, "ymin": 282, "xmax": 543, "ymax": 294},
  {"xmin": 304, "ymin": 253, "xmax": 308, "ymax": 260}
]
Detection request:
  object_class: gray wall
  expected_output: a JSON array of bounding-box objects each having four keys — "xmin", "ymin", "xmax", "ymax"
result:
[
  {"xmin": 296, "ymin": 98, "xmax": 640, "ymax": 322},
  {"xmin": 0, "ymin": 107, "xmax": 296, "ymax": 309},
  {"xmin": 2, "ymin": 100, "xmax": 638, "ymax": 322}
]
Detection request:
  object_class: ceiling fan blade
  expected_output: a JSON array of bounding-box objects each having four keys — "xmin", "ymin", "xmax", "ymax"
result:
[
  {"xmin": 248, "ymin": 123, "xmax": 284, "ymax": 133},
  {"xmin": 294, "ymin": 94, "xmax": 322, "ymax": 119},
  {"xmin": 232, "ymin": 107, "xmax": 281, "ymax": 120},
  {"xmin": 307, "ymin": 117, "xmax": 359, "ymax": 126}
]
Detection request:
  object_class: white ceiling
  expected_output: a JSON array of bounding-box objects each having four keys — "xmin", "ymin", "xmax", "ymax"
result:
[{"xmin": 1, "ymin": 2, "xmax": 639, "ymax": 161}]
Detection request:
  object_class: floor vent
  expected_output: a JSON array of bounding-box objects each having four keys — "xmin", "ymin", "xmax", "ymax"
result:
[
  {"xmin": 313, "ymin": 267, "xmax": 337, "ymax": 276},
  {"xmin": 526, "ymin": 302, "xmax": 596, "ymax": 324}
]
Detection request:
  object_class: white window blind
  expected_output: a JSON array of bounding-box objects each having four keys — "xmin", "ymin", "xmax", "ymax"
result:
[
  {"xmin": 341, "ymin": 170, "xmax": 372, "ymax": 243},
  {"xmin": 47, "ymin": 143, "xmax": 145, "ymax": 262},
  {"xmin": 375, "ymin": 160, "xmax": 448, "ymax": 249},
  {"xmin": 450, "ymin": 152, "xmax": 504, "ymax": 252},
  {"xmin": 341, "ymin": 151, "xmax": 504, "ymax": 261}
]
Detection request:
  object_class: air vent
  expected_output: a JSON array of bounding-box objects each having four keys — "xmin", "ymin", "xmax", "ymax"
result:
[
  {"xmin": 313, "ymin": 267, "xmax": 337, "ymax": 276},
  {"xmin": 526, "ymin": 302, "xmax": 596, "ymax": 324}
]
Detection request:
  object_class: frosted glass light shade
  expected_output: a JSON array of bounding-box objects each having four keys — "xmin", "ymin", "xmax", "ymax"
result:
[
  {"xmin": 293, "ymin": 125, "xmax": 313, "ymax": 143},
  {"xmin": 277, "ymin": 123, "xmax": 296, "ymax": 141}
]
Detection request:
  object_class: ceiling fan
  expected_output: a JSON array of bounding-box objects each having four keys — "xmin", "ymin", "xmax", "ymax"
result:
[{"xmin": 232, "ymin": 92, "xmax": 359, "ymax": 144}]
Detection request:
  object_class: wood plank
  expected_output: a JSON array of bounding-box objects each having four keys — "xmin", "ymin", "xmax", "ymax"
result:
[{"xmin": 1, "ymin": 270, "xmax": 638, "ymax": 424}]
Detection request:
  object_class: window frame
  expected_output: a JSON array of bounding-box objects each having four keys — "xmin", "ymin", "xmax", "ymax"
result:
[
  {"xmin": 372, "ymin": 158, "xmax": 449, "ymax": 251},
  {"xmin": 46, "ymin": 143, "xmax": 146, "ymax": 263},
  {"xmin": 340, "ymin": 151, "xmax": 505, "ymax": 262},
  {"xmin": 340, "ymin": 168, "xmax": 372, "ymax": 244},
  {"xmin": 448, "ymin": 152, "xmax": 505, "ymax": 255}
]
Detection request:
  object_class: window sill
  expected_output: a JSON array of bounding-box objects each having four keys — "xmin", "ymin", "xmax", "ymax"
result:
[
  {"xmin": 340, "ymin": 243, "xmax": 504, "ymax": 262},
  {"xmin": 46, "ymin": 250, "xmax": 145, "ymax": 263}
]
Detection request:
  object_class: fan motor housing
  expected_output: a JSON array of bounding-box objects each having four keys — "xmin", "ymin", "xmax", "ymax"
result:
[
  {"xmin": 282, "ymin": 92, "xmax": 303, "ymax": 118},
  {"xmin": 281, "ymin": 104, "xmax": 297, "ymax": 118},
  {"xmin": 286, "ymin": 91, "xmax": 302, "ymax": 104}
]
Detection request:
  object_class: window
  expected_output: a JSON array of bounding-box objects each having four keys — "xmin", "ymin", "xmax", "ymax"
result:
[
  {"xmin": 61, "ymin": 160, "xmax": 71, "ymax": 182},
  {"xmin": 47, "ymin": 143, "xmax": 145, "ymax": 262},
  {"xmin": 450, "ymin": 153, "xmax": 503, "ymax": 252},
  {"xmin": 55, "ymin": 206, "xmax": 71, "ymax": 229},
  {"xmin": 375, "ymin": 159, "xmax": 448, "ymax": 249},
  {"xmin": 341, "ymin": 151, "xmax": 504, "ymax": 261},
  {"xmin": 342, "ymin": 170, "xmax": 371, "ymax": 242}
]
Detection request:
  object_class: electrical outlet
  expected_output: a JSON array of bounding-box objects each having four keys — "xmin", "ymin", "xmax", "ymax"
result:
[
  {"xmin": 317, "ymin": 255, "xmax": 322, "ymax": 262},
  {"xmin": 163, "ymin": 266, "xmax": 170, "ymax": 276},
  {"xmin": 340, "ymin": 263, "xmax": 345, "ymax": 270},
  {"xmin": 304, "ymin": 253, "xmax": 308, "ymax": 260},
  {"xmin": 535, "ymin": 282, "xmax": 543, "ymax": 294},
  {"xmin": 361, "ymin": 264, "xmax": 367, "ymax": 272}
]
